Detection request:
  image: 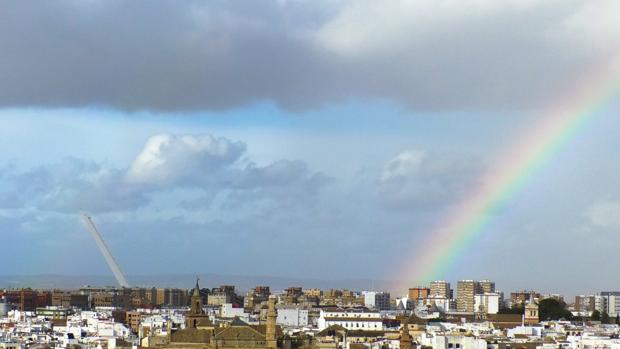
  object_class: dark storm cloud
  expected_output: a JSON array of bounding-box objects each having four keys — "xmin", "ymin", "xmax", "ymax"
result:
[{"xmin": 1, "ymin": 0, "xmax": 618, "ymax": 112}]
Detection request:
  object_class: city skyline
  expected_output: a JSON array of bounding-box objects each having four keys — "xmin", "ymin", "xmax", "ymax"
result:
[{"xmin": 2, "ymin": 1, "xmax": 620, "ymax": 295}]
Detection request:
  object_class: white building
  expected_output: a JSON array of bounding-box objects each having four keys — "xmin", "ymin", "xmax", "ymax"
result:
[
  {"xmin": 220, "ymin": 303, "xmax": 250, "ymax": 322},
  {"xmin": 433, "ymin": 334, "xmax": 488, "ymax": 349},
  {"xmin": 422, "ymin": 295, "xmax": 451, "ymax": 313},
  {"xmin": 277, "ymin": 308, "xmax": 308, "ymax": 327},
  {"xmin": 596, "ymin": 292, "xmax": 620, "ymax": 317},
  {"xmin": 317, "ymin": 309, "xmax": 383, "ymax": 331},
  {"xmin": 507, "ymin": 326, "xmax": 543, "ymax": 338},
  {"xmin": 474, "ymin": 293, "xmax": 500, "ymax": 314},
  {"xmin": 362, "ymin": 291, "xmax": 391, "ymax": 310}
]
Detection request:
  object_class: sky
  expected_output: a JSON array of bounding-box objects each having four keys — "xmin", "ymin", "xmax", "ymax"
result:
[{"xmin": 2, "ymin": 0, "xmax": 620, "ymax": 296}]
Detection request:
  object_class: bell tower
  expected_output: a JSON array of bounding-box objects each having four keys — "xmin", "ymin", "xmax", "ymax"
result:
[
  {"xmin": 524, "ymin": 293, "xmax": 539, "ymax": 325},
  {"xmin": 185, "ymin": 277, "xmax": 211, "ymax": 329},
  {"xmin": 266, "ymin": 295, "xmax": 278, "ymax": 349},
  {"xmin": 190, "ymin": 278, "xmax": 202, "ymax": 315},
  {"xmin": 400, "ymin": 316, "xmax": 414, "ymax": 349}
]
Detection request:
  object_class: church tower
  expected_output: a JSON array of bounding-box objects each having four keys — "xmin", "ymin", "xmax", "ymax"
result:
[
  {"xmin": 190, "ymin": 279, "xmax": 202, "ymax": 314},
  {"xmin": 266, "ymin": 295, "xmax": 278, "ymax": 349},
  {"xmin": 524, "ymin": 293, "xmax": 539, "ymax": 325},
  {"xmin": 185, "ymin": 278, "xmax": 211, "ymax": 329},
  {"xmin": 400, "ymin": 316, "xmax": 414, "ymax": 349}
]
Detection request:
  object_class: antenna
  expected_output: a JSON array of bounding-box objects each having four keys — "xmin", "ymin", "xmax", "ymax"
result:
[{"xmin": 80, "ymin": 211, "xmax": 130, "ymax": 288}]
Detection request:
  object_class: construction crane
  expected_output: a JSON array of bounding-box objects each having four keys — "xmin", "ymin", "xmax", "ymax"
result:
[{"xmin": 80, "ymin": 211, "xmax": 130, "ymax": 288}]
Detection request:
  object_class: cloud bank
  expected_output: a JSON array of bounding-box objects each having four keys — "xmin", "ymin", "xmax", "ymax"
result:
[
  {"xmin": 0, "ymin": 134, "xmax": 328, "ymax": 214},
  {"xmin": 1, "ymin": 0, "xmax": 619, "ymax": 112}
]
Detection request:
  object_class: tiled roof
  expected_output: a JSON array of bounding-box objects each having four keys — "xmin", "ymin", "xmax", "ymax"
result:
[{"xmin": 170, "ymin": 328, "xmax": 213, "ymax": 343}]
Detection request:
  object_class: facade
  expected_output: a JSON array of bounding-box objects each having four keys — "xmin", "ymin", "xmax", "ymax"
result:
[
  {"xmin": 524, "ymin": 296, "xmax": 539, "ymax": 325},
  {"xmin": 35, "ymin": 306, "xmax": 73, "ymax": 319},
  {"xmin": 511, "ymin": 291, "xmax": 541, "ymax": 307},
  {"xmin": 282, "ymin": 287, "xmax": 303, "ymax": 304},
  {"xmin": 456, "ymin": 281, "xmax": 476, "ymax": 312},
  {"xmin": 2, "ymin": 289, "xmax": 50, "ymax": 311},
  {"xmin": 92, "ymin": 291, "xmax": 130, "ymax": 309},
  {"xmin": 245, "ymin": 286, "xmax": 271, "ymax": 311},
  {"xmin": 430, "ymin": 281, "xmax": 451, "ymax": 299},
  {"xmin": 317, "ymin": 309, "xmax": 383, "ymax": 331},
  {"xmin": 474, "ymin": 293, "xmax": 500, "ymax": 314},
  {"xmin": 221, "ymin": 303, "xmax": 249, "ymax": 321},
  {"xmin": 51, "ymin": 291, "xmax": 90, "ymax": 310},
  {"xmin": 304, "ymin": 289, "xmax": 322, "ymax": 298},
  {"xmin": 154, "ymin": 288, "xmax": 169, "ymax": 306},
  {"xmin": 208, "ymin": 285, "xmax": 239, "ymax": 307},
  {"xmin": 574, "ymin": 295, "xmax": 596, "ymax": 314},
  {"xmin": 362, "ymin": 291, "xmax": 390, "ymax": 310},
  {"xmin": 126, "ymin": 311, "xmax": 146, "ymax": 333},
  {"xmin": 424, "ymin": 295, "xmax": 451, "ymax": 313},
  {"xmin": 276, "ymin": 308, "xmax": 309, "ymax": 327},
  {"xmin": 168, "ymin": 289, "xmax": 189, "ymax": 307},
  {"xmin": 408, "ymin": 287, "xmax": 430, "ymax": 300},
  {"xmin": 478, "ymin": 280, "xmax": 495, "ymax": 294},
  {"xmin": 596, "ymin": 292, "xmax": 620, "ymax": 317}
]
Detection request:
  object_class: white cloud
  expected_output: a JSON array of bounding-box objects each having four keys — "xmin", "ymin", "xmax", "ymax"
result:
[
  {"xmin": 0, "ymin": 133, "xmax": 327, "ymax": 214},
  {"xmin": 586, "ymin": 201, "xmax": 620, "ymax": 229},
  {"xmin": 126, "ymin": 134, "xmax": 246, "ymax": 186},
  {"xmin": 377, "ymin": 150, "xmax": 480, "ymax": 210},
  {"xmin": 379, "ymin": 150, "xmax": 427, "ymax": 182}
]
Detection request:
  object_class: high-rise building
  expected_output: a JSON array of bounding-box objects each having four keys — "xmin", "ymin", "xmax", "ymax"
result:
[
  {"xmin": 596, "ymin": 292, "xmax": 620, "ymax": 317},
  {"xmin": 457, "ymin": 280, "xmax": 476, "ymax": 312},
  {"xmin": 363, "ymin": 291, "xmax": 391, "ymax": 310},
  {"xmin": 168, "ymin": 288, "xmax": 189, "ymax": 307},
  {"xmin": 408, "ymin": 287, "xmax": 430, "ymax": 300},
  {"xmin": 511, "ymin": 291, "xmax": 540, "ymax": 307},
  {"xmin": 575, "ymin": 295, "xmax": 596, "ymax": 314},
  {"xmin": 478, "ymin": 280, "xmax": 495, "ymax": 294},
  {"xmin": 245, "ymin": 286, "xmax": 271, "ymax": 310},
  {"xmin": 3, "ymin": 289, "xmax": 41, "ymax": 311},
  {"xmin": 51, "ymin": 291, "xmax": 90, "ymax": 310},
  {"xmin": 208, "ymin": 285, "xmax": 239, "ymax": 306},
  {"xmin": 324, "ymin": 289, "xmax": 342, "ymax": 298},
  {"xmin": 282, "ymin": 287, "xmax": 303, "ymax": 304},
  {"xmin": 430, "ymin": 281, "xmax": 451, "ymax": 299},
  {"xmin": 304, "ymin": 288, "xmax": 322, "ymax": 297}
]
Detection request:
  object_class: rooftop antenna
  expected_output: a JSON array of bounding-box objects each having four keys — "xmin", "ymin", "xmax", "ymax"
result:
[{"xmin": 80, "ymin": 211, "xmax": 130, "ymax": 288}]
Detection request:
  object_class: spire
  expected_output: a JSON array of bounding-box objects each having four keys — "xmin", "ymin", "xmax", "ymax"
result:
[
  {"xmin": 192, "ymin": 276, "xmax": 201, "ymax": 298},
  {"xmin": 189, "ymin": 277, "xmax": 204, "ymax": 316}
]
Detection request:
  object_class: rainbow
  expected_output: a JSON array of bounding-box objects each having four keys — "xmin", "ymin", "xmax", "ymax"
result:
[{"xmin": 403, "ymin": 54, "xmax": 620, "ymax": 286}]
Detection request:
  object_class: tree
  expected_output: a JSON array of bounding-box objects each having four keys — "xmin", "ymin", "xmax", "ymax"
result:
[
  {"xmin": 538, "ymin": 298, "xmax": 573, "ymax": 321},
  {"xmin": 602, "ymin": 312, "xmax": 610, "ymax": 324},
  {"xmin": 591, "ymin": 310, "xmax": 601, "ymax": 321}
]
